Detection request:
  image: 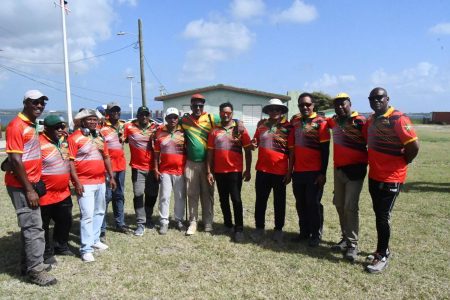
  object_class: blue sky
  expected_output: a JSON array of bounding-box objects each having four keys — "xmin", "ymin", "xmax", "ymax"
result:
[{"xmin": 0, "ymin": 0, "xmax": 449, "ymax": 114}]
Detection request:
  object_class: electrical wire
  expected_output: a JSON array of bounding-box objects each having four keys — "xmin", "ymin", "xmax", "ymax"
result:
[{"xmin": 143, "ymin": 54, "xmax": 167, "ymax": 91}]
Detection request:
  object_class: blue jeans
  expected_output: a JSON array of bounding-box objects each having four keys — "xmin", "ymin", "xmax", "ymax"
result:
[
  {"xmin": 78, "ymin": 183, "xmax": 106, "ymax": 254},
  {"xmin": 102, "ymin": 170, "xmax": 126, "ymax": 232}
]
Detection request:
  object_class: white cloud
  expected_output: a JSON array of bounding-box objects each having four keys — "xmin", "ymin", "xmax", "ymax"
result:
[
  {"xmin": 117, "ymin": 0, "xmax": 138, "ymax": 6},
  {"xmin": 0, "ymin": 0, "xmax": 116, "ymax": 74},
  {"xmin": 429, "ymin": 22, "xmax": 450, "ymax": 35},
  {"xmin": 272, "ymin": 0, "xmax": 318, "ymax": 24},
  {"xmin": 230, "ymin": 0, "xmax": 266, "ymax": 20},
  {"xmin": 181, "ymin": 19, "xmax": 254, "ymax": 82},
  {"xmin": 304, "ymin": 73, "xmax": 356, "ymax": 90},
  {"xmin": 371, "ymin": 62, "xmax": 449, "ymax": 94}
]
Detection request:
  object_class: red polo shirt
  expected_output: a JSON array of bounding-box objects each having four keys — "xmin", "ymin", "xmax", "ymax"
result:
[
  {"xmin": 5, "ymin": 113, "xmax": 42, "ymax": 187},
  {"xmin": 123, "ymin": 120, "xmax": 158, "ymax": 171},
  {"xmin": 364, "ymin": 107, "xmax": 418, "ymax": 183},
  {"xmin": 100, "ymin": 120, "xmax": 126, "ymax": 172},
  {"xmin": 207, "ymin": 121, "xmax": 252, "ymax": 173},
  {"xmin": 154, "ymin": 125, "xmax": 186, "ymax": 175},
  {"xmin": 290, "ymin": 112, "xmax": 330, "ymax": 172}
]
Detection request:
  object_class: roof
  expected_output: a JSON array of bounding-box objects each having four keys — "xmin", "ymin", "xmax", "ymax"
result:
[{"xmin": 154, "ymin": 84, "xmax": 291, "ymax": 102}]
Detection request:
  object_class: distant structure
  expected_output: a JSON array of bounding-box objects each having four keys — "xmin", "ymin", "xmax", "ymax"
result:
[{"xmin": 431, "ymin": 112, "xmax": 450, "ymax": 124}]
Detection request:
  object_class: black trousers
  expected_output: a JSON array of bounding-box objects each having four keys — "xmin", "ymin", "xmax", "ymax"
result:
[
  {"xmin": 368, "ymin": 178, "xmax": 401, "ymax": 256},
  {"xmin": 40, "ymin": 196, "xmax": 73, "ymax": 258},
  {"xmin": 254, "ymin": 171, "xmax": 286, "ymax": 231},
  {"xmin": 215, "ymin": 172, "xmax": 244, "ymax": 232},
  {"xmin": 292, "ymin": 172, "xmax": 324, "ymax": 239}
]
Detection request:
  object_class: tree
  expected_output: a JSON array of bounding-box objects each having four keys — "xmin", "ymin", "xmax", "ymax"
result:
[{"xmin": 311, "ymin": 91, "xmax": 334, "ymax": 112}]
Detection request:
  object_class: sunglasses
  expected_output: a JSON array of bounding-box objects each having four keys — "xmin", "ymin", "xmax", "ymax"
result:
[
  {"xmin": 31, "ymin": 99, "xmax": 47, "ymax": 106},
  {"xmin": 368, "ymin": 95, "xmax": 386, "ymax": 102},
  {"xmin": 298, "ymin": 102, "xmax": 313, "ymax": 108},
  {"xmin": 191, "ymin": 104, "xmax": 204, "ymax": 108},
  {"xmin": 220, "ymin": 111, "xmax": 233, "ymax": 116},
  {"xmin": 166, "ymin": 115, "xmax": 179, "ymax": 120},
  {"xmin": 50, "ymin": 124, "xmax": 66, "ymax": 130}
]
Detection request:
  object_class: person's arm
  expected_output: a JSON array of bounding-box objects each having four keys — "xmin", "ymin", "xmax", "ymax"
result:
[
  {"xmin": 103, "ymin": 156, "xmax": 116, "ymax": 190},
  {"xmin": 243, "ymin": 147, "xmax": 252, "ymax": 182},
  {"xmin": 315, "ymin": 141, "xmax": 330, "ymax": 187},
  {"xmin": 69, "ymin": 160, "xmax": 84, "ymax": 196},
  {"xmin": 8, "ymin": 153, "xmax": 39, "ymax": 208},
  {"xmin": 206, "ymin": 148, "xmax": 215, "ymax": 186},
  {"xmin": 404, "ymin": 140, "xmax": 419, "ymax": 164},
  {"xmin": 154, "ymin": 151, "xmax": 161, "ymax": 182}
]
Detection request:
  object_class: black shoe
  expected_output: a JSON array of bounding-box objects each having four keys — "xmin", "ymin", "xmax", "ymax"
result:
[
  {"xmin": 308, "ymin": 236, "xmax": 321, "ymax": 247},
  {"xmin": 44, "ymin": 256, "xmax": 58, "ymax": 266},
  {"xmin": 100, "ymin": 232, "xmax": 106, "ymax": 243},
  {"xmin": 28, "ymin": 270, "xmax": 57, "ymax": 286},
  {"xmin": 21, "ymin": 264, "xmax": 52, "ymax": 277},
  {"xmin": 54, "ymin": 249, "xmax": 75, "ymax": 256},
  {"xmin": 145, "ymin": 220, "xmax": 155, "ymax": 229},
  {"xmin": 291, "ymin": 233, "xmax": 309, "ymax": 243},
  {"xmin": 116, "ymin": 226, "xmax": 130, "ymax": 234}
]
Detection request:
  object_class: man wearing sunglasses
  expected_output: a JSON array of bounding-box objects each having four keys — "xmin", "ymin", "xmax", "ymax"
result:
[
  {"xmin": 363, "ymin": 87, "xmax": 419, "ymax": 273},
  {"xmin": 100, "ymin": 102, "xmax": 128, "ymax": 240},
  {"xmin": 180, "ymin": 94, "xmax": 220, "ymax": 235},
  {"xmin": 4, "ymin": 90, "xmax": 57, "ymax": 285},
  {"xmin": 39, "ymin": 116, "xmax": 74, "ymax": 266},
  {"xmin": 289, "ymin": 92, "xmax": 330, "ymax": 247}
]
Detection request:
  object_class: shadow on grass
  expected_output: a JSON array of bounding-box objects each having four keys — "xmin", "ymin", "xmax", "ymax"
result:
[{"xmin": 402, "ymin": 181, "xmax": 450, "ymax": 193}]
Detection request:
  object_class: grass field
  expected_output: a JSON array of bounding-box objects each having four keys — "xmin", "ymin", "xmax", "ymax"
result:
[{"xmin": 0, "ymin": 125, "xmax": 449, "ymax": 299}]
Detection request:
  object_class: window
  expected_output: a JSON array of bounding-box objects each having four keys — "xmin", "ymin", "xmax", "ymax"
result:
[
  {"xmin": 242, "ymin": 105, "xmax": 262, "ymax": 126},
  {"xmin": 181, "ymin": 105, "xmax": 191, "ymax": 115}
]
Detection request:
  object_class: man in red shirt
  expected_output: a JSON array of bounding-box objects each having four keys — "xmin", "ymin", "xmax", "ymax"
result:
[
  {"xmin": 364, "ymin": 87, "xmax": 419, "ymax": 273},
  {"xmin": 100, "ymin": 102, "xmax": 128, "ymax": 239},
  {"xmin": 69, "ymin": 109, "xmax": 116, "ymax": 262},
  {"xmin": 327, "ymin": 93, "xmax": 368, "ymax": 261},
  {"xmin": 39, "ymin": 115, "xmax": 74, "ymax": 266},
  {"xmin": 251, "ymin": 98, "xmax": 293, "ymax": 243},
  {"xmin": 206, "ymin": 102, "xmax": 252, "ymax": 242},
  {"xmin": 289, "ymin": 92, "xmax": 330, "ymax": 247},
  {"xmin": 154, "ymin": 107, "xmax": 186, "ymax": 235},
  {"xmin": 5, "ymin": 90, "xmax": 57, "ymax": 286},
  {"xmin": 123, "ymin": 106, "xmax": 159, "ymax": 236}
]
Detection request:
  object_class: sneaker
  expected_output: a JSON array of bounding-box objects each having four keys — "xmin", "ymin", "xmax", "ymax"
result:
[
  {"xmin": 250, "ymin": 228, "xmax": 265, "ymax": 243},
  {"xmin": 366, "ymin": 254, "xmax": 389, "ymax": 273},
  {"xmin": 308, "ymin": 236, "xmax": 321, "ymax": 247},
  {"xmin": 54, "ymin": 249, "xmax": 75, "ymax": 256},
  {"xmin": 204, "ymin": 223, "xmax": 213, "ymax": 233},
  {"xmin": 134, "ymin": 224, "xmax": 145, "ymax": 236},
  {"xmin": 186, "ymin": 222, "xmax": 197, "ymax": 236},
  {"xmin": 331, "ymin": 239, "xmax": 348, "ymax": 252},
  {"xmin": 21, "ymin": 264, "xmax": 52, "ymax": 277},
  {"xmin": 92, "ymin": 241, "xmax": 109, "ymax": 251},
  {"xmin": 234, "ymin": 231, "xmax": 245, "ymax": 243},
  {"xmin": 81, "ymin": 252, "xmax": 95, "ymax": 263},
  {"xmin": 366, "ymin": 248, "xmax": 391, "ymax": 262},
  {"xmin": 272, "ymin": 230, "xmax": 283, "ymax": 243},
  {"xmin": 159, "ymin": 223, "xmax": 169, "ymax": 235},
  {"xmin": 145, "ymin": 220, "xmax": 155, "ymax": 229},
  {"xmin": 43, "ymin": 256, "xmax": 58, "ymax": 266},
  {"xmin": 28, "ymin": 270, "xmax": 57, "ymax": 286},
  {"xmin": 345, "ymin": 246, "xmax": 358, "ymax": 262},
  {"xmin": 116, "ymin": 225, "xmax": 130, "ymax": 234},
  {"xmin": 175, "ymin": 221, "xmax": 186, "ymax": 232},
  {"xmin": 100, "ymin": 232, "xmax": 107, "ymax": 243}
]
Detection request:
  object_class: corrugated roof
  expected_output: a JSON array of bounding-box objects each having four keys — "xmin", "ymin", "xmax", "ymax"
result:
[{"xmin": 154, "ymin": 84, "xmax": 291, "ymax": 101}]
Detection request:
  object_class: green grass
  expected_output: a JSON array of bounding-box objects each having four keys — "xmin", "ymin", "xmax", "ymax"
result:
[{"xmin": 0, "ymin": 126, "xmax": 449, "ymax": 299}]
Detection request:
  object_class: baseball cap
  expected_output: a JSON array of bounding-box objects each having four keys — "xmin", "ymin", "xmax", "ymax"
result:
[
  {"xmin": 334, "ymin": 92, "xmax": 350, "ymax": 100},
  {"xmin": 23, "ymin": 90, "xmax": 48, "ymax": 101},
  {"xmin": 191, "ymin": 93, "xmax": 206, "ymax": 103},
  {"xmin": 165, "ymin": 107, "xmax": 179, "ymax": 117},
  {"xmin": 106, "ymin": 102, "xmax": 121, "ymax": 111},
  {"xmin": 137, "ymin": 106, "xmax": 150, "ymax": 116},
  {"xmin": 44, "ymin": 115, "xmax": 65, "ymax": 127}
]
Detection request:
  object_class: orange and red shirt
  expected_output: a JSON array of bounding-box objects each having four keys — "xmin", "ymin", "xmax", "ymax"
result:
[
  {"xmin": 253, "ymin": 117, "xmax": 292, "ymax": 175},
  {"xmin": 100, "ymin": 120, "xmax": 126, "ymax": 172},
  {"xmin": 123, "ymin": 120, "xmax": 158, "ymax": 171},
  {"xmin": 207, "ymin": 121, "xmax": 252, "ymax": 173},
  {"xmin": 68, "ymin": 129, "xmax": 109, "ymax": 185},
  {"xmin": 39, "ymin": 134, "xmax": 71, "ymax": 206},
  {"xmin": 154, "ymin": 125, "xmax": 186, "ymax": 175},
  {"xmin": 5, "ymin": 113, "xmax": 42, "ymax": 187},
  {"xmin": 290, "ymin": 112, "xmax": 330, "ymax": 172},
  {"xmin": 363, "ymin": 107, "xmax": 418, "ymax": 183},
  {"xmin": 327, "ymin": 112, "xmax": 368, "ymax": 168}
]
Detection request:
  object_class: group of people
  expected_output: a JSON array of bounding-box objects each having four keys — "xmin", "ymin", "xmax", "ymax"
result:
[{"xmin": 3, "ymin": 87, "xmax": 419, "ymax": 286}]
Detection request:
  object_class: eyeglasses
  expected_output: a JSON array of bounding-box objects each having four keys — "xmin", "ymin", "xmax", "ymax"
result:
[
  {"xmin": 368, "ymin": 95, "xmax": 386, "ymax": 102},
  {"xmin": 166, "ymin": 115, "xmax": 178, "ymax": 120},
  {"xmin": 31, "ymin": 99, "xmax": 47, "ymax": 106},
  {"xmin": 109, "ymin": 109, "xmax": 121, "ymax": 114},
  {"xmin": 51, "ymin": 124, "xmax": 66, "ymax": 130},
  {"xmin": 220, "ymin": 111, "xmax": 233, "ymax": 116},
  {"xmin": 298, "ymin": 102, "xmax": 313, "ymax": 108},
  {"xmin": 191, "ymin": 104, "xmax": 204, "ymax": 108},
  {"xmin": 138, "ymin": 113, "xmax": 150, "ymax": 117}
]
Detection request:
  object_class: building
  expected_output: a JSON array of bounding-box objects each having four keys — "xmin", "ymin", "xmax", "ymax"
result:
[
  {"xmin": 431, "ymin": 112, "xmax": 450, "ymax": 124},
  {"xmin": 155, "ymin": 84, "xmax": 291, "ymax": 135}
]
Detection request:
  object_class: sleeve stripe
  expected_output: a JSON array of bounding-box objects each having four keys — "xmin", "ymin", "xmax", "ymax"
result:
[
  {"xmin": 320, "ymin": 138, "xmax": 331, "ymax": 143},
  {"xmin": 403, "ymin": 137, "xmax": 418, "ymax": 145},
  {"xmin": 6, "ymin": 150, "xmax": 24, "ymax": 154}
]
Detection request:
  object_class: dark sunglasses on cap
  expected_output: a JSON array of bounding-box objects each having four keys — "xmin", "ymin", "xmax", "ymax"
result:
[
  {"xmin": 31, "ymin": 99, "xmax": 47, "ymax": 106},
  {"xmin": 368, "ymin": 95, "xmax": 386, "ymax": 101}
]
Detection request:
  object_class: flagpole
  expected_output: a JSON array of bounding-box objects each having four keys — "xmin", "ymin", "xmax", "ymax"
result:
[{"xmin": 60, "ymin": 0, "xmax": 73, "ymax": 128}]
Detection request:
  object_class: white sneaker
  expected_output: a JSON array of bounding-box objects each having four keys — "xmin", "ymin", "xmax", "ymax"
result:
[
  {"xmin": 186, "ymin": 222, "xmax": 197, "ymax": 236},
  {"xmin": 82, "ymin": 252, "xmax": 95, "ymax": 262},
  {"xmin": 92, "ymin": 241, "xmax": 109, "ymax": 251}
]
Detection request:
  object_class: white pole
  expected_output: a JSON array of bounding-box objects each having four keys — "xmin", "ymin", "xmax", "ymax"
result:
[
  {"xmin": 127, "ymin": 76, "xmax": 134, "ymax": 119},
  {"xmin": 60, "ymin": 0, "xmax": 73, "ymax": 128}
]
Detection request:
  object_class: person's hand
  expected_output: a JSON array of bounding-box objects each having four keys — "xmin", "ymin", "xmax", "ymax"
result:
[
  {"xmin": 26, "ymin": 190, "xmax": 40, "ymax": 208},
  {"xmin": 314, "ymin": 174, "xmax": 326, "ymax": 187},
  {"xmin": 283, "ymin": 173, "xmax": 292, "ymax": 185},
  {"xmin": 110, "ymin": 177, "xmax": 117, "ymax": 191},
  {"xmin": 243, "ymin": 169, "xmax": 251, "ymax": 182},
  {"xmin": 74, "ymin": 181, "xmax": 84, "ymax": 196},
  {"xmin": 251, "ymin": 138, "xmax": 258, "ymax": 150},
  {"xmin": 154, "ymin": 170, "xmax": 161, "ymax": 182},
  {"xmin": 207, "ymin": 173, "xmax": 215, "ymax": 186}
]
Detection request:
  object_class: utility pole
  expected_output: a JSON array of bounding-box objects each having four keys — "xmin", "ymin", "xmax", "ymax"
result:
[
  {"xmin": 59, "ymin": 0, "xmax": 73, "ymax": 127},
  {"xmin": 127, "ymin": 75, "xmax": 134, "ymax": 119},
  {"xmin": 138, "ymin": 19, "xmax": 147, "ymax": 107}
]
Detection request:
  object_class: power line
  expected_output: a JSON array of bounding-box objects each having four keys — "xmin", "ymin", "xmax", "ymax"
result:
[
  {"xmin": 143, "ymin": 54, "xmax": 167, "ymax": 92},
  {"xmin": 0, "ymin": 42, "xmax": 137, "ymax": 65}
]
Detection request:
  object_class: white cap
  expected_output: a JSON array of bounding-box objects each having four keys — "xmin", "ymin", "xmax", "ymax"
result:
[
  {"xmin": 23, "ymin": 90, "xmax": 48, "ymax": 101},
  {"xmin": 165, "ymin": 107, "xmax": 179, "ymax": 116}
]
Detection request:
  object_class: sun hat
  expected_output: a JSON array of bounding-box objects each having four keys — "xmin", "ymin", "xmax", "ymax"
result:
[
  {"xmin": 74, "ymin": 109, "xmax": 98, "ymax": 121},
  {"xmin": 262, "ymin": 98, "xmax": 288, "ymax": 114}
]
